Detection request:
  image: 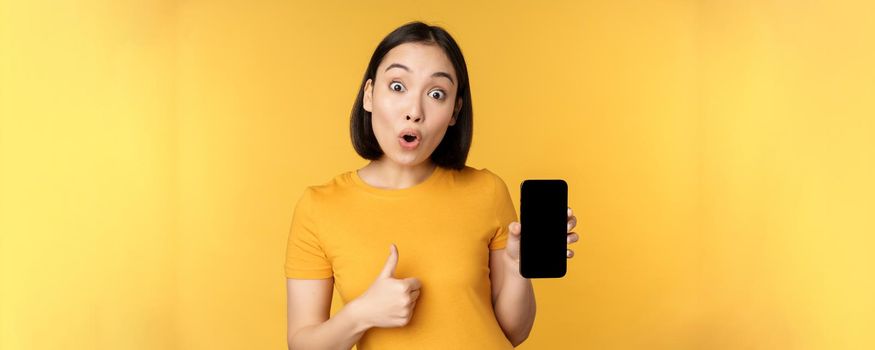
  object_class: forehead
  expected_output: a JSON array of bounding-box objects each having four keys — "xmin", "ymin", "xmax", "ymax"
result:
[{"xmin": 378, "ymin": 42, "xmax": 455, "ymax": 77}]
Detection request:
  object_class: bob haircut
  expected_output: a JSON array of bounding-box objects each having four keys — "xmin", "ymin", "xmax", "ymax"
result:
[{"xmin": 349, "ymin": 21, "xmax": 473, "ymax": 171}]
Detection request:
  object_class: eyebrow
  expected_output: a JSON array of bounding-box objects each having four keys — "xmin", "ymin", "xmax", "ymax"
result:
[{"xmin": 384, "ymin": 63, "xmax": 455, "ymax": 86}]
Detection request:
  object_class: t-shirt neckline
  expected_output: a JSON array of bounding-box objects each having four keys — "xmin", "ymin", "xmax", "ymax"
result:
[{"xmin": 350, "ymin": 165, "xmax": 447, "ymax": 197}]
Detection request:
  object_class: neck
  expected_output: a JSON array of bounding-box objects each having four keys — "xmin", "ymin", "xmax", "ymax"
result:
[{"xmin": 358, "ymin": 159, "xmax": 437, "ymax": 190}]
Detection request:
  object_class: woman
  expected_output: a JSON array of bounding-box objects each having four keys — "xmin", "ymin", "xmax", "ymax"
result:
[{"xmin": 285, "ymin": 21, "xmax": 580, "ymax": 349}]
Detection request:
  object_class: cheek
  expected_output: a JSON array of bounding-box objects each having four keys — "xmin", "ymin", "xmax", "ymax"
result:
[
  {"xmin": 424, "ymin": 104, "xmax": 456, "ymax": 125},
  {"xmin": 369, "ymin": 101, "xmax": 397, "ymax": 141},
  {"xmin": 372, "ymin": 99, "xmax": 393, "ymax": 119},
  {"xmin": 371, "ymin": 93, "xmax": 397, "ymax": 120}
]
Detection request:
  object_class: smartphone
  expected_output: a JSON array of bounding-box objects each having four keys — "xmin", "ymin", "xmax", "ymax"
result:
[{"xmin": 520, "ymin": 179, "xmax": 568, "ymax": 278}]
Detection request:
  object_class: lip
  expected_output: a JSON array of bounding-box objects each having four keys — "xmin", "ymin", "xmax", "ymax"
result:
[
  {"xmin": 398, "ymin": 128, "xmax": 422, "ymax": 150},
  {"xmin": 398, "ymin": 128, "xmax": 422, "ymax": 140}
]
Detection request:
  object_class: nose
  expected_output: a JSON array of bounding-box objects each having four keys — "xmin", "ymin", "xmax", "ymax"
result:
[{"xmin": 405, "ymin": 98, "xmax": 424, "ymax": 123}]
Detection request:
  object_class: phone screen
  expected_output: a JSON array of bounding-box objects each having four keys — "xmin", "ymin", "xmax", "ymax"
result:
[{"xmin": 520, "ymin": 179, "xmax": 568, "ymax": 278}]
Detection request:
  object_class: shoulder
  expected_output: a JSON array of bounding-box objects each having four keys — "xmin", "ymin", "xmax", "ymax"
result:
[
  {"xmin": 445, "ymin": 165, "xmax": 510, "ymax": 193},
  {"xmin": 447, "ymin": 165, "xmax": 497, "ymax": 178},
  {"xmin": 292, "ymin": 171, "xmax": 351, "ymax": 212},
  {"xmin": 467, "ymin": 166, "xmax": 509, "ymax": 186},
  {"xmin": 444, "ymin": 165, "xmax": 488, "ymax": 182},
  {"xmin": 301, "ymin": 170, "xmax": 356, "ymax": 200}
]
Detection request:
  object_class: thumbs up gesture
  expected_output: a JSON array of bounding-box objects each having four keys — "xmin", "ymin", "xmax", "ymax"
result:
[{"xmin": 352, "ymin": 244, "xmax": 422, "ymax": 328}]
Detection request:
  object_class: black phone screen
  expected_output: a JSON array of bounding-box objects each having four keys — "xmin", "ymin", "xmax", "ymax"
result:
[{"xmin": 519, "ymin": 179, "xmax": 568, "ymax": 278}]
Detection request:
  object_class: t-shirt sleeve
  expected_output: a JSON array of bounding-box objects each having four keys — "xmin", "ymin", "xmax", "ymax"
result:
[
  {"xmin": 284, "ymin": 188, "xmax": 333, "ymax": 279},
  {"xmin": 488, "ymin": 170, "xmax": 519, "ymax": 250}
]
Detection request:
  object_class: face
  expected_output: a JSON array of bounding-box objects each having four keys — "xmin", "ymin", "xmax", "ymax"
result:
[{"xmin": 363, "ymin": 42, "xmax": 463, "ymax": 167}]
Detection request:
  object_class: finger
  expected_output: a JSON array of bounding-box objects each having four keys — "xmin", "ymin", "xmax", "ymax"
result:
[
  {"xmin": 404, "ymin": 277, "xmax": 422, "ymax": 291},
  {"xmin": 410, "ymin": 289, "xmax": 421, "ymax": 302},
  {"xmin": 567, "ymin": 232, "xmax": 579, "ymax": 244},
  {"xmin": 508, "ymin": 222, "xmax": 521, "ymax": 236},
  {"xmin": 567, "ymin": 215, "xmax": 577, "ymax": 233},
  {"xmin": 378, "ymin": 244, "xmax": 399, "ymax": 279},
  {"xmin": 568, "ymin": 207, "xmax": 573, "ymax": 217},
  {"xmin": 567, "ymin": 249, "xmax": 574, "ymax": 258}
]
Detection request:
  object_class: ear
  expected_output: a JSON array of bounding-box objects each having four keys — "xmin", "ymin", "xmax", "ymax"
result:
[
  {"xmin": 450, "ymin": 97, "xmax": 463, "ymax": 126},
  {"xmin": 363, "ymin": 78, "xmax": 373, "ymax": 113}
]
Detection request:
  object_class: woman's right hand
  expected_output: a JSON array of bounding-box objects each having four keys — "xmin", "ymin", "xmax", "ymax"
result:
[{"xmin": 350, "ymin": 244, "xmax": 422, "ymax": 329}]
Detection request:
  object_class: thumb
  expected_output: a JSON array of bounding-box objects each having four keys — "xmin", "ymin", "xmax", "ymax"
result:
[
  {"xmin": 509, "ymin": 222, "xmax": 521, "ymax": 237},
  {"xmin": 378, "ymin": 243, "xmax": 398, "ymax": 279}
]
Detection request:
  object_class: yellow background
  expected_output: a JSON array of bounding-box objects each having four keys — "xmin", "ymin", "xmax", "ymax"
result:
[{"xmin": 1, "ymin": 0, "xmax": 873, "ymax": 349}]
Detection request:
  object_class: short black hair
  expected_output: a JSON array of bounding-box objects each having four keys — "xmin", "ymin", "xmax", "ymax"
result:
[{"xmin": 349, "ymin": 21, "xmax": 473, "ymax": 171}]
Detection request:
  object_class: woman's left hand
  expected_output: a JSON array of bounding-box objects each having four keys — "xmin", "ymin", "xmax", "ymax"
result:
[{"xmin": 504, "ymin": 207, "xmax": 580, "ymax": 264}]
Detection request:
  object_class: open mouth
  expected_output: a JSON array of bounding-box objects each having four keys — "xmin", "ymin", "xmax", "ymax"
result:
[
  {"xmin": 398, "ymin": 129, "xmax": 421, "ymax": 149},
  {"xmin": 398, "ymin": 129, "xmax": 421, "ymax": 142}
]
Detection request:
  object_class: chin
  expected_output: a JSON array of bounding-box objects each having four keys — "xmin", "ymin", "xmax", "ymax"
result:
[
  {"xmin": 384, "ymin": 149, "xmax": 431, "ymax": 166},
  {"xmin": 388, "ymin": 154, "xmax": 422, "ymax": 166}
]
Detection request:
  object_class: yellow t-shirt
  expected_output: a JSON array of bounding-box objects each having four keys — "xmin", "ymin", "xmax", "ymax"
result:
[{"xmin": 285, "ymin": 165, "xmax": 518, "ymax": 349}]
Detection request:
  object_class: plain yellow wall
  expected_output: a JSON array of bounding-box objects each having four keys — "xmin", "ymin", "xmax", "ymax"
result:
[
  {"xmin": 698, "ymin": 2, "xmax": 875, "ymax": 348},
  {"xmin": 1, "ymin": 0, "xmax": 872, "ymax": 349}
]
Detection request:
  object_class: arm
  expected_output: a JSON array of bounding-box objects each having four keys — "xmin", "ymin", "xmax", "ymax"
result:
[
  {"xmin": 489, "ymin": 249, "xmax": 536, "ymax": 347},
  {"xmin": 286, "ymin": 277, "xmax": 372, "ymax": 350}
]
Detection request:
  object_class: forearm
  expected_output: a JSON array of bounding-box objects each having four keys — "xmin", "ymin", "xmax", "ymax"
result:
[
  {"xmin": 494, "ymin": 254, "xmax": 536, "ymax": 347},
  {"xmin": 288, "ymin": 300, "xmax": 372, "ymax": 350}
]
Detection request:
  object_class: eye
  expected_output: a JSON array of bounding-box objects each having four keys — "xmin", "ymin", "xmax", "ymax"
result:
[
  {"xmin": 389, "ymin": 81, "xmax": 405, "ymax": 92},
  {"xmin": 429, "ymin": 90, "xmax": 446, "ymax": 100}
]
